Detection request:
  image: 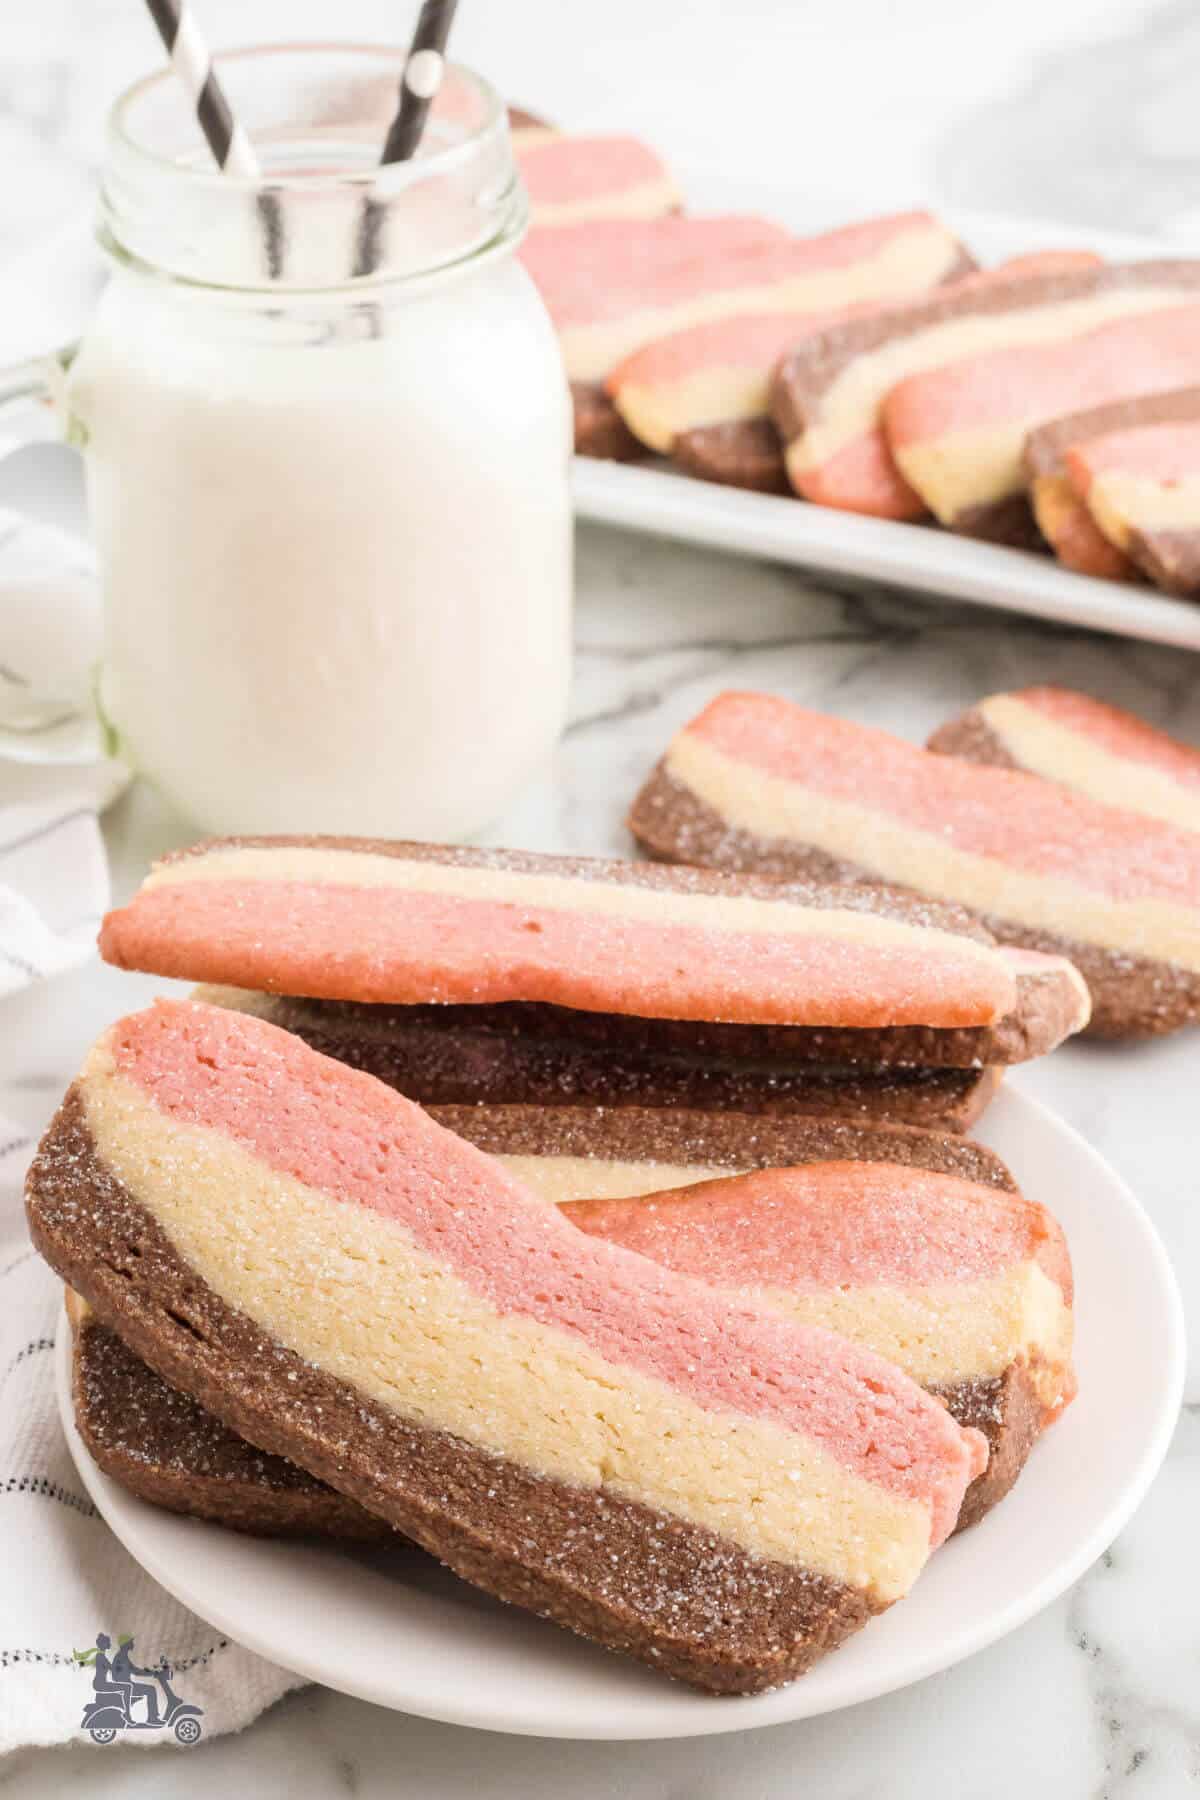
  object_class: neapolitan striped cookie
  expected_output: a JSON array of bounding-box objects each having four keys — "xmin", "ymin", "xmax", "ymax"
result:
[
  {"xmin": 616, "ymin": 250, "xmax": 1097, "ymax": 493},
  {"xmin": 1064, "ymin": 410, "xmax": 1200, "ymax": 597},
  {"xmin": 770, "ymin": 259, "xmax": 1195, "ymax": 527},
  {"xmin": 884, "ymin": 291, "xmax": 1200, "ymax": 541},
  {"xmin": 192, "ymin": 985, "xmax": 1006, "ymax": 1134},
  {"xmin": 513, "ymin": 130, "xmax": 681, "ymax": 228},
  {"xmin": 629, "ymin": 690, "xmax": 1200, "ymax": 1038},
  {"xmin": 28, "ymin": 1002, "xmax": 987, "ymax": 1693},
  {"xmin": 100, "ymin": 834, "xmax": 1092, "ymax": 1050},
  {"xmin": 563, "ymin": 1148, "xmax": 1073, "ymax": 1532},
  {"xmin": 67, "ymin": 1103, "xmax": 1056, "ymax": 1539},
  {"xmin": 927, "ymin": 686, "xmax": 1200, "ymax": 836},
  {"xmin": 603, "ymin": 212, "xmax": 975, "ymax": 469}
]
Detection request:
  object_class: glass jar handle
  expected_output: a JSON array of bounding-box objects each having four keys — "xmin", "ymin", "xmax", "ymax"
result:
[{"xmin": 0, "ymin": 350, "xmax": 109, "ymax": 768}]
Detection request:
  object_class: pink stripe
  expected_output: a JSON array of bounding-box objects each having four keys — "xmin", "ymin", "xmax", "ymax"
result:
[
  {"xmin": 794, "ymin": 429, "xmax": 926, "ymax": 517},
  {"xmin": 564, "ymin": 1161, "xmax": 1072, "ymax": 1300},
  {"xmin": 523, "ymin": 213, "xmax": 937, "ymax": 331},
  {"xmin": 98, "ymin": 875, "xmax": 1015, "ymax": 1027},
  {"xmin": 107, "ymin": 1002, "xmax": 986, "ymax": 1539},
  {"xmin": 1069, "ymin": 420, "xmax": 1200, "ymax": 483},
  {"xmin": 687, "ymin": 691, "xmax": 1200, "ymax": 905},
  {"xmin": 884, "ymin": 303, "xmax": 1200, "ymax": 448},
  {"xmin": 517, "ymin": 135, "xmax": 669, "ymax": 206},
  {"xmin": 1014, "ymin": 687, "xmax": 1200, "ymax": 790}
]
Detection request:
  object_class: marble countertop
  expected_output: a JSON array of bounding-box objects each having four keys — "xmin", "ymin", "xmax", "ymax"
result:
[{"xmin": 3, "ymin": 1, "xmax": 1199, "ymax": 1792}]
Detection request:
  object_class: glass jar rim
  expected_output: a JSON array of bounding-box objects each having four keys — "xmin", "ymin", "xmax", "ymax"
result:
[
  {"xmin": 101, "ymin": 43, "xmax": 526, "ymax": 295},
  {"xmin": 107, "ymin": 42, "xmax": 507, "ymax": 197}
]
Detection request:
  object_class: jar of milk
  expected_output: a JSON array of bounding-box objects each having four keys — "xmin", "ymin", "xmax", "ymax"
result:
[{"xmin": 9, "ymin": 47, "xmax": 573, "ymax": 838}]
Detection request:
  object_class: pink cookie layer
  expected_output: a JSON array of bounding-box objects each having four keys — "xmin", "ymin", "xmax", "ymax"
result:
[
  {"xmin": 684, "ymin": 691, "xmax": 1200, "ymax": 908},
  {"xmin": 565, "ymin": 1160, "xmax": 1071, "ymax": 1298},
  {"xmin": 795, "ymin": 428, "xmax": 925, "ymax": 518},
  {"xmin": 516, "ymin": 134, "xmax": 674, "ymax": 208},
  {"xmin": 520, "ymin": 216, "xmax": 790, "ymax": 323},
  {"xmin": 1003, "ymin": 688, "xmax": 1200, "ymax": 792},
  {"xmin": 108, "ymin": 1001, "xmax": 985, "ymax": 1540},
  {"xmin": 524, "ymin": 213, "xmax": 938, "ymax": 332},
  {"xmin": 99, "ymin": 867, "xmax": 1017, "ymax": 1029},
  {"xmin": 884, "ymin": 303, "xmax": 1200, "ymax": 448},
  {"xmin": 1067, "ymin": 421, "xmax": 1200, "ymax": 486}
]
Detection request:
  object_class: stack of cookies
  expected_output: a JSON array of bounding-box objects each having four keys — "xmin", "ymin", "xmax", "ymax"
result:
[
  {"xmin": 518, "ymin": 123, "xmax": 1200, "ymax": 598},
  {"xmin": 25, "ymin": 743, "xmax": 1105, "ymax": 1691}
]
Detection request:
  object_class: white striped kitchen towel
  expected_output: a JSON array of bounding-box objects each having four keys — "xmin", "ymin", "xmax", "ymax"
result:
[{"xmin": 0, "ymin": 1135, "xmax": 304, "ymax": 1751}]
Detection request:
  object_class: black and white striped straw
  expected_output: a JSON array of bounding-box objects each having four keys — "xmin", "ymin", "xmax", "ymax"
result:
[
  {"xmin": 142, "ymin": 0, "xmax": 260, "ymax": 176},
  {"xmin": 379, "ymin": 0, "xmax": 460, "ymax": 167},
  {"xmin": 140, "ymin": 0, "xmax": 282, "ymax": 277},
  {"xmin": 354, "ymin": 0, "xmax": 460, "ymax": 280}
]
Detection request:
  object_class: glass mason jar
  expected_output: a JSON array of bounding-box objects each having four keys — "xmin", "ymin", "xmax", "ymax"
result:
[{"xmin": 27, "ymin": 46, "xmax": 573, "ymax": 837}]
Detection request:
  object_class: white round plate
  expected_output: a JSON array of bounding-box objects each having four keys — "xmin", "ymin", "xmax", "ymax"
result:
[{"xmin": 59, "ymin": 1084, "xmax": 1184, "ymax": 1741}]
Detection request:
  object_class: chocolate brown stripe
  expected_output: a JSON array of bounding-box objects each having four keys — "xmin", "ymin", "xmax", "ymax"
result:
[
  {"xmin": 72, "ymin": 1308, "xmax": 390, "ymax": 1541},
  {"xmin": 428, "ymin": 1099, "xmax": 1016, "ymax": 1188},
  {"xmin": 30, "ymin": 1093, "xmax": 878, "ymax": 1694},
  {"xmin": 1127, "ymin": 525, "xmax": 1200, "ymax": 597},
  {"xmin": 1023, "ymin": 387, "xmax": 1200, "ymax": 481},
  {"xmin": 211, "ymin": 992, "xmax": 998, "ymax": 1132},
  {"xmin": 931, "ymin": 1366, "xmax": 1044, "ymax": 1534},
  {"xmin": 926, "ymin": 710, "xmax": 1023, "ymax": 774},
  {"xmin": 769, "ymin": 261, "xmax": 1200, "ymax": 443},
  {"xmin": 672, "ymin": 419, "xmax": 791, "ymax": 494},
  {"xmin": 572, "ymin": 382, "xmax": 644, "ymax": 461},
  {"xmin": 950, "ymin": 494, "xmax": 1046, "ymax": 551},
  {"xmin": 242, "ymin": 984, "xmax": 1055, "ymax": 1072},
  {"xmin": 631, "ymin": 762, "xmax": 1197, "ymax": 1039}
]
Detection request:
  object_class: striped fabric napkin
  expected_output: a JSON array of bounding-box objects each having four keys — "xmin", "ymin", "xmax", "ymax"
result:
[
  {"xmin": 0, "ymin": 1142, "xmax": 304, "ymax": 1751},
  {"xmin": 0, "ymin": 503, "xmax": 302, "ymax": 1748}
]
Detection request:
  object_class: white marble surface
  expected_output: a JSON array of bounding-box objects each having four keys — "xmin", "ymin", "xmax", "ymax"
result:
[{"xmin": 3, "ymin": 1, "xmax": 1200, "ymax": 1792}]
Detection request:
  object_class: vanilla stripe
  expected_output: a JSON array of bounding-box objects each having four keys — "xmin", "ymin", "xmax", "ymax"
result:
[
  {"xmin": 81, "ymin": 1066, "xmax": 932, "ymax": 1598},
  {"xmin": 667, "ymin": 731, "xmax": 1200, "ymax": 970},
  {"xmin": 617, "ymin": 366, "xmax": 775, "ymax": 453},
  {"xmin": 752, "ymin": 1264, "xmax": 1071, "ymax": 1400},
  {"xmin": 978, "ymin": 696, "xmax": 1200, "ymax": 834},
  {"xmin": 532, "ymin": 180, "xmax": 681, "ymax": 228},
  {"xmin": 558, "ymin": 224, "xmax": 968, "ymax": 383},
  {"xmin": 500, "ymin": 1154, "xmax": 731, "ymax": 1205},
  {"xmin": 792, "ymin": 288, "xmax": 1181, "ymax": 474},
  {"xmin": 1088, "ymin": 470, "xmax": 1200, "ymax": 531},
  {"xmin": 892, "ymin": 421, "xmax": 1045, "ymax": 522},
  {"xmin": 145, "ymin": 845, "xmax": 1003, "ymax": 966}
]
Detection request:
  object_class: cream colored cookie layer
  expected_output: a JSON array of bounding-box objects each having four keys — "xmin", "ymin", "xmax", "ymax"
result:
[
  {"xmin": 978, "ymin": 694, "xmax": 1200, "ymax": 833},
  {"xmin": 500, "ymin": 1153, "xmax": 731, "ymax": 1205},
  {"xmin": 146, "ymin": 844, "xmax": 1006, "ymax": 965},
  {"xmin": 666, "ymin": 729, "xmax": 1200, "ymax": 970},
  {"xmin": 753, "ymin": 1263, "xmax": 1071, "ymax": 1402},
  {"xmin": 1088, "ymin": 471, "xmax": 1200, "ymax": 539},
  {"xmin": 82, "ymin": 1058, "xmax": 934, "ymax": 1600}
]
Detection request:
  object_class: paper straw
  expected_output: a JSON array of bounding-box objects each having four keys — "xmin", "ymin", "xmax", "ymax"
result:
[
  {"xmin": 353, "ymin": 1, "xmax": 460, "ymax": 282},
  {"xmin": 379, "ymin": 0, "xmax": 460, "ymax": 167},
  {"xmin": 140, "ymin": 0, "xmax": 282, "ymax": 277}
]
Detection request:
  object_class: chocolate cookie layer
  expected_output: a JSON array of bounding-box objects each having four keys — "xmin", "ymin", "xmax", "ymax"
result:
[
  {"xmin": 932, "ymin": 1366, "xmax": 1045, "ymax": 1533},
  {"xmin": 68, "ymin": 1294, "xmax": 389, "ymax": 1541},
  {"xmin": 572, "ymin": 381, "xmax": 643, "ymax": 460},
  {"xmin": 197, "ymin": 988, "xmax": 1001, "ymax": 1132},
  {"xmin": 672, "ymin": 419, "xmax": 790, "ymax": 493},
  {"xmin": 31, "ymin": 1092, "xmax": 881, "ymax": 1695}
]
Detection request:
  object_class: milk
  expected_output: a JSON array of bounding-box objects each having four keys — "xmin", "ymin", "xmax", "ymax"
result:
[{"xmin": 70, "ymin": 251, "xmax": 572, "ymax": 838}]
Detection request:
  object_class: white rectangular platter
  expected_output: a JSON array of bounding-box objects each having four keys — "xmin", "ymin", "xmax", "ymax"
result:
[{"xmin": 571, "ymin": 181, "xmax": 1200, "ymax": 652}]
